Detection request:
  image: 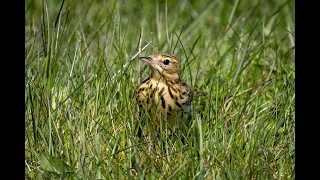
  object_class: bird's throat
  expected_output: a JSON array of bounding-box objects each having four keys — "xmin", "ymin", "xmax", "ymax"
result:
[{"xmin": 150, "ymin": 68, "xmax": 180, "ymax": 82}]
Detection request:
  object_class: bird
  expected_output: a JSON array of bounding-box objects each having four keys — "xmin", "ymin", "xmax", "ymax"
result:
[{"xmin": 135, "ymin": 52, "xmax": 192, "ymax": 139}]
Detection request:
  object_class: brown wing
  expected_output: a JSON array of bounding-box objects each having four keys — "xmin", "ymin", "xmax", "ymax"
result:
[{"xmin": 179, "ymin": 80, "xmax": 192, "ymax": 121}]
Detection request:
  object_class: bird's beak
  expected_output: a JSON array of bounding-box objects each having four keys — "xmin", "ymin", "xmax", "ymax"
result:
[{"xmin": 139, "ymin": 56, "xmax": 152, "ymax": 62}]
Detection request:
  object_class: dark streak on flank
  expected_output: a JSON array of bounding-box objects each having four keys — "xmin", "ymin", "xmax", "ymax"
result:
[
  {"xmin": 170, "ymin": 86, "xmax": 177, "ymax": 92},
  {"xmin": 175, "ymin": 101, "xmax": 181, "ymax": 108},
  {"xmin": 150, "ymin": 88, "xmax": 157, "ymax": 97},
  {"xmin": 161, "ymin": 95, "xmax": 166, "ymax": 108},
  {"xmin": 168, "ymin": 104, "xmax": 173, "ymax": 112},
  {"xmin": 149, "ymin": 84, "xmax": 153, "ymax": 89},
  {"xmin": 168, "ymin": 87, "xmax": 174, "ymax": 99},
  {"xmin": 140, "ymin": 87, "xmax": 145, "ymax": 91},
  {"xmin": 159, "ymin": 87, "xmax": 165, "ymax": 95}
]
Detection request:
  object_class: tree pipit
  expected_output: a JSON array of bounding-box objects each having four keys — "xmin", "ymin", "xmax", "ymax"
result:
[{"xmin": 135, "ymin": 52, "xmax": 192, "ymax": 142}]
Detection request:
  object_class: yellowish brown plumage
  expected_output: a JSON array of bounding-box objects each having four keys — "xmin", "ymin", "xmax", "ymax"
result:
[{"xmin": 135, "ymin": 52, "xmax": 191, "ymax": 128}]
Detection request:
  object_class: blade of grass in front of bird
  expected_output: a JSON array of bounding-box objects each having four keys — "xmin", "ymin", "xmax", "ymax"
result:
[{"xmin": 107, "ymin": 41, "xmax": 152, "ymax": 84}]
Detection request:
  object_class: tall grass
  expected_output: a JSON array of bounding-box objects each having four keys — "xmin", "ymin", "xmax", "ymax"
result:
[{"xmin": 25, "ymin": 0, "xmax": 295, "ymax": 179}]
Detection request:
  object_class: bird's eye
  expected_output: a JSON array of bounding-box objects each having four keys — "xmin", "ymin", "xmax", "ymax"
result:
[{"xmin": 163, "ymin": 59, "xmax": 170, "ymax": 65}]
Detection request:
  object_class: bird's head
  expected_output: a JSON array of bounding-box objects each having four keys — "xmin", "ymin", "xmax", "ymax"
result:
[{"xmin": 139, "ymin": 52, "xmax": 181, "ymax": 81}]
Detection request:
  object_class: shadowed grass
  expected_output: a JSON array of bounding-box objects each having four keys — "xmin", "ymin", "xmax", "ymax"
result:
[{"xmin": 25, "ymin": 0, "xmax": 294, "ymax": 179}]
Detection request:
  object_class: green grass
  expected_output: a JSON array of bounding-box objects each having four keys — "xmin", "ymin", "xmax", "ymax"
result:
[{"xmin": 25, "ymin": 0, "xmax": 295, "ymax": 179}]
